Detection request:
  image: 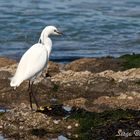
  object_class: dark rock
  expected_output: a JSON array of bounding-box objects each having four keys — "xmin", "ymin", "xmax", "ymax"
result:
[
  {"xmin": 43, "ymin": 61, "xmax": 64, "ymax": 77},
  {"xmin": 65, "ymin": 58, "xmax": 124, "ymax": 73},
  {"xmin": 0, "ymin": 71, "xmax": 11, "ymax": 79}
]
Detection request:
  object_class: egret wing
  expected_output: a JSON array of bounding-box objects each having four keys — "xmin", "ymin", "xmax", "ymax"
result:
[{"xmin": 15, "ymin": 43, "xmax": 48, "ymax": 81}]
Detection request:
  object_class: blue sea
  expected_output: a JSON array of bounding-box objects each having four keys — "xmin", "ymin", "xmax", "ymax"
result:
[{"xmin": 0, "ymin": 0, "xmax": 140, "ymax": 63}]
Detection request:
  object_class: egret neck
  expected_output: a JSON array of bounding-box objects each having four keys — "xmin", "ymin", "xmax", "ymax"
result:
[
  {"xmin": 42, "ymin": 37, "xmax": 52, "ymax": 58},
  {"xmin": 39, "ymin": 29, "xmax": 53, "ymax": 58}
]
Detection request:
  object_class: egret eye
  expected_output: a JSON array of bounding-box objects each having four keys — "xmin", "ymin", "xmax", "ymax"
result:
[{"xmin": 54, "ymin": 29, "xmax": 57, "ymax": 32}]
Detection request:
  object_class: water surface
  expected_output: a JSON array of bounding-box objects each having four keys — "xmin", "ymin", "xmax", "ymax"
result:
[{"xmin": 0, "ymin": 0, "xmax": 140, "ymax": 63}]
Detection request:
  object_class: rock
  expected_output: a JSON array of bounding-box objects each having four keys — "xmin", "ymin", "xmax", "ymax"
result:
[
  {"xmin": 64, "ymin": 98, "xmax": 87, "ymax": 109},
  {"xmin": 0, "ymin": 71, "xmax": 11, "ymax": 79},
  {"xmin": 117, "ymin": 93, "xmax": 127, "ymax": 99},
  {"xmin": 75, "ymin": 123, "xmax": 79, "ymax": 127},
  {"xmin": 67, "ymin": 125, "xmax": 72, "ymax": 129},
  {"xmin": 91, "ymin": 91, "xmax": 140, "ymax": 112},
  {"xmin": 52, "ymin": 70, "xmax": 110, "ymax": 101},
  {"xmin": 0, "ymin": 103, "xmax": 78, "ymax": 139},
  {"xmin": 1, "ymin": 56, "xmax": 140, "ymax": 139},
  {"xmin": 51, "ymin": 69, "xmax": 140, "ymax": 103},
  {"xmin": 43, "ymin": 61, "xmax": 64, "ymax": 77},
  {"xmin": 127, "ymin": 96, "xmax": 133, "ymax": 100},
  {"xmin": 65, "ymin": 57, "xmax": 123, "ymax": 73},
  {"xmin": 0, "ymin": 63, "xmax": 17, "ymax": 75},
  {"xmin": 53, "ymin": 119, "xmax": 60, "ymax": 124},
  {"xmin": 0, "ymin": 57, "xmax": 16, "ymax": 68},
  {"xmin": 0, "ymin": 56, "xmax": 140, "ymax": 112},
  {"xmin": 98, "ymin": 68, "xmax": 140, "ymax": 81}
]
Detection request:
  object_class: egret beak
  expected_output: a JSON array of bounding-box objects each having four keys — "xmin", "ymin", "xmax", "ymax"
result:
[{"xmin": 56, "ymin": 30, "xmax": 63, "ymax": 35}]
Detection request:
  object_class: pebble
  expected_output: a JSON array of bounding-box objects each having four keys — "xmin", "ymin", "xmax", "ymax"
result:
[
  {"xmin": 67, "ymin": 125, "xmax": 72, "ymax": 129},
  {"xmin": 117, "ymin": 93, "xmax": 127, "ymax": 99},
  {"xmin": 53, "ymin": 119, "xmax": 60, "ymax": 124},
  {"xmin": 74, "ymin": 134, "xmax": 79, "ymax": 138},
  {"xmin": 136, "ymin": 94, "xmax": 140, "ymax": 99},
  {"xmin": 127, "ymin": 96, "xmax": 133, "ymax": 100},
  {"xmin": 75, "ymin": 123, "xmax": 79, "ymax": 127},
  {"xmin": 132, "ymin": 91, "xmax": 138, "ymax": 96}
]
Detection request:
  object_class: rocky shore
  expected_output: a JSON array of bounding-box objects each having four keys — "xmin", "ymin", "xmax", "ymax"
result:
[{"xmin": 0, "ymin": 54, "xmax": 140, "ymax": 139}]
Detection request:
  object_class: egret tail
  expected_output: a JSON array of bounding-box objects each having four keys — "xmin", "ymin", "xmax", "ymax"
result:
[{"xmin": 10, "ymin": 77, "xmax": 22, "ymax": 87}]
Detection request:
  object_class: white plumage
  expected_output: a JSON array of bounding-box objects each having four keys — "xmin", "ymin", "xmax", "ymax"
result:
[
  {"xmin": 10, "ymin": 43, "xmax": 48, "ymax": 87},
  {"xmin": 10, "ymin": 25, "xmax": 62, "ymax": 88},
  {"xmin": 10, "ymin": 25, "xmax": 62, "ymax": 109}
]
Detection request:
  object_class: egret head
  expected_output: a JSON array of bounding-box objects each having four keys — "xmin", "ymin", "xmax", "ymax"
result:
[
  {"xmin": 39, "ymin": 26, "xmax": 62, "ymax": 44},
  {"xmin": 43, "ymin": 26, "xmax": 62, "ymax": 36}
]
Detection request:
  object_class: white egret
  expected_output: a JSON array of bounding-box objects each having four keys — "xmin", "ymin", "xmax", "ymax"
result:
[{"xmin": 10, "ymin": 25, "xmax": 62, "ymax": 109}]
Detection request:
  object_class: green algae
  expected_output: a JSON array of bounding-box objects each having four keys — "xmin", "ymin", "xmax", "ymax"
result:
[
  {"xmin": 69, "ymin": 109, "xmax": 140, "ymax": 139},
  {"xmin": 119, "ymin": 54, "xmax": 140, "ymax": 70},
  {"xmin": 0, "ymin": 112, "xmax": 5, "ymax": 117},
  {"xmin": 52, "ymin": 84, "xmax": 59, "ymax": 92},
  {"xmin": 71, "ymin": 109, "xmax": 135, "ymax": 130}
]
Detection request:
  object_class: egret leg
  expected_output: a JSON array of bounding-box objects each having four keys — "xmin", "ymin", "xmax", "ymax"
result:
[
  {"xmin": 29, "ymin": 90, "xmax": 33, "ymax": 110},
  {"xmin": 27, "ymin": 80, "xmax": 31, "ymax": 91},
  {"xmin": 30, "ymin": 81, "xmax": 39, "ymax": 109},
  {"xmin": 28, "ymin": 81, "xmax": 33, "ymax": 110}
]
